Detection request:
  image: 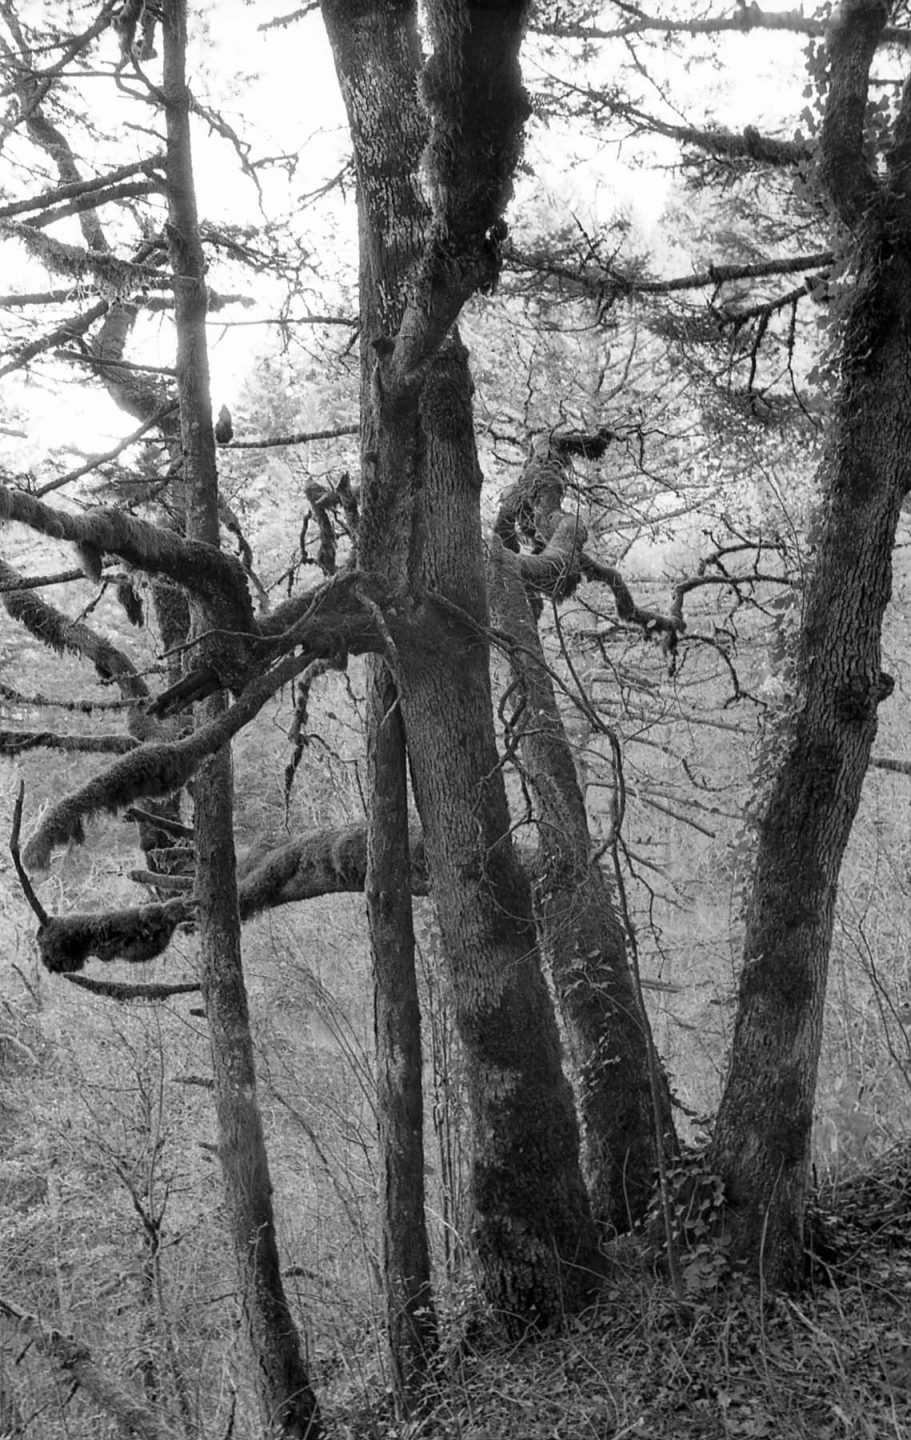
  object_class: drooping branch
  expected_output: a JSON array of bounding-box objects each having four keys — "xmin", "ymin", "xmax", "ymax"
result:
[
  {"xmin": 63, "ymin": 974, "xmax": 201, "ymax": 1001},
  {"xmin": 23, "ymin": 591, "xmax": 381, "ymax": 868},
  {"xmin": 0, "ymin": 486, "xmax": 255, "ymax": 637},
  {"xmin": 0, "ymin": 557, "xmax": 149, "ymax": 697},
  {"xmin": 37, "ymin": 900, "xmax": 192, "ymax": 973},
  {"xmin": 10, "ymin": 781, "xmax": 48, "ymax": 928},
  {"xmin": 580, "ymin": 553, "xmax": 684, "ymax": 646},
  {"xmin": 0, "ymin": 299, "xmax": 109, "ymax": 379},
  {"xmin": 0, "ymin": 220, "xmax": 172, "ymax": 291},
  {"xmin": 34, "ymin": 402, "xmax": 179, "ymax": 498},
  {"xmin": 20, "ymin": 821, "xmax": 430, "ymax": 973}
]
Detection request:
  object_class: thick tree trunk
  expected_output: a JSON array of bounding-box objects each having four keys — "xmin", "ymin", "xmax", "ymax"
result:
[
  {"xmin": 488, "ymin": 540, "xmax": 676, "ymax": 1230},
  {"xmin": 163, "ymin": 4, "xmax": 320, "ymax": 1431},
  {"xmin": 323, "ymin": 0, "xmax": 604, "ymax": 1323},
  {"xmin": 710, "ymin": 214, "xmax": 911, "ymax": 1286},
  {"xmin": 365, "ymin": 657, "xmax": 437, "ymax": 1401},
  {"xmin": 390, "ymin": 341, "xmax": 603, "ymax": 1319}
]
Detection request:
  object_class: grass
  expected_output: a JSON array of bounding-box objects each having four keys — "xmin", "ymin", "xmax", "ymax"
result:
[{"xmin": 325, "ymin": 1143, "xmax": 911, "ymax": 1440}]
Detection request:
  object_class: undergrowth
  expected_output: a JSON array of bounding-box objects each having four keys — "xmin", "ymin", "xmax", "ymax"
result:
[{"xmin": 324, "ymin": 1142, "xmax": 911, "ymax": 1440}]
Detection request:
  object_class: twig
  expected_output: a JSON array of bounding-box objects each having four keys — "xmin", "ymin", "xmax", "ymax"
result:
[{"xmin": 9, "ymin": 782, "xmax": 48, "ymax": 926}]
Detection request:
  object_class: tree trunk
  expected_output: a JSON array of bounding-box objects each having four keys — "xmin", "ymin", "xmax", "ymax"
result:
[
  {"xmin": 366, "ymin": 657, "xmax": 437, "ymax": 1402},
  {"xmin": 389, "ymin": 340, "xmax": 602, "ymax": 1319},
  {"xmin": 488, "ymin": 539, "xmax": 676, "ymax": 1230},
  {"xmin": 162, "ymin": 3, "xmax": 320, "ymax": 1431},
  {"xmin": 322, "ymin": 0, "xmax": 603, "ymax": 1323},
  {"xmin": 710, "ymin": 117, "xmax": 911, "ymax": 1281}
]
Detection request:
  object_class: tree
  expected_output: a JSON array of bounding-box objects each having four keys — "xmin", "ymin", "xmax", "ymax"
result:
[{"xmin": 705, "ymin": 0, "xmax": 911, "ymax": 1284}]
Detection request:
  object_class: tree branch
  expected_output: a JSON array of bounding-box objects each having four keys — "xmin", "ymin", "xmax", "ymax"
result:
[
  {"xmin": 0, "ymin": 1292, "xmax": 180, "ymax": 1440},
  {"xmin": 22, "ymin": 586, "xmax": 380, "ymax": 868},
  {"xmin": 0, "ymin": 486, "xmax": 255, "ymax": 639},
  {"xmin": 0, "ymin": 557, "xmax": 149, "ymax": 697}
]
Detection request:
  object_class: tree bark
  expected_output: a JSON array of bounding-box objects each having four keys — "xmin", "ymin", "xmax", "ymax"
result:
[
  {"xmin": 488, "ymin": 538, "xmax": 676, "ymax": 1230},
  {"xmin": 710, "ymin": 0, "xmax": 910, "ymax": 1283},
  {"xmin": 162, "ymin": 3, "xmax": 320, "ymax": 1431},
  {"xmin": 366, "ymin": 657, "xmax": 437, "ymax": 1403},
  {"xmin": 322, "ymin": 0, "xmax": 604, "ymax": 1322}
]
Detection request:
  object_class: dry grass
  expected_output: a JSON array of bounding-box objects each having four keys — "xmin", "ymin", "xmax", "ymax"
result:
[{"xmin": 326, "ymin": 1146, "xmax": 911, "ymax": 1440}]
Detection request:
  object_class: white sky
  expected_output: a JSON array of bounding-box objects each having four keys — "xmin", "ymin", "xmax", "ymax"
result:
[{"xmin": 0, "ymin": 2, "xmax": 812, "ymax": 463}]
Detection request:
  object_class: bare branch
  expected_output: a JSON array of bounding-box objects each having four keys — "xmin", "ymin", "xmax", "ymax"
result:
[
  {"xmin": 0, "ymin": 154, "xmax": 166, "ymax": 221},
  {"xmin": 225, "ymin": 423, "xmax": 359, "ymax": 449},
  {"xmin": 507, "ymin": 243, "xmax": 834, "ymax": 300},
  {"xmin": 10, "ymin": 781, "xmax": 48, "ymax": 927},
  {"xmin": 35, "ymin": 402, "xmax": 179, "ymax": 498},
  {"xmin": 534, "ymin": 5, "xmax": 910, "ymax": 46}
]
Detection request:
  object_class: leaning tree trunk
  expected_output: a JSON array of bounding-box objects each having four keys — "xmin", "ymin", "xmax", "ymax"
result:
[
  {"xmin": 162, "ymin": 4, "xmax": 320, "ymax": 1432},
  {"xmin": 488, "ymin": 537, "xmax": 676, "ymax": 1230},
  {"xmin": 322, "ymin": 0, "xmax": 604, "ymax": 1323},
  {"xmin": 710, "ymin": 0, "xmax": 911, "ymax": 1286}
]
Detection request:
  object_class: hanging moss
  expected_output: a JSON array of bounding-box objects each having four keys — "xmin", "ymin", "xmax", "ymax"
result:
[{"xmin": 37, "ymin": 899, "xmax": 190, "ymax": 972}]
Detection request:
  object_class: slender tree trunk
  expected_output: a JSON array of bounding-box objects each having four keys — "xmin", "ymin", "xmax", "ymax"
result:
[
  {"xmin": 162, "ymin": 3, "xmax": 320, "ymax": 1431},
  {"xmin": 710, "ymin": 0, "xmax": 911, "ymax": 1277},
  {"xmin": 488, "ymin": 540, "xmax": 676, "ymax": 1230},
  {"xmin": 366, "ymin": 657, "xmax": 437, "ymax": 1402}
]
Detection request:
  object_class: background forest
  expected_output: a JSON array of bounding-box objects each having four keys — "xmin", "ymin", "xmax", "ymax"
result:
[{"xmin": 2, "ymin": 0, "xmax": 911, "ymax": 1437}]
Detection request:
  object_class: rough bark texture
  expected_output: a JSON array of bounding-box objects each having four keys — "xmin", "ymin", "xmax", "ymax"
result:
[
  {"xmin": 390, "ymin": 347, "xmax": 602, "ymax": 1317},
  {"xmin": 162, "ymin": 3, "xmax": 319, "ymax": 1432},
  {"xmin": 710, "ymin": 0, "xmax": 910, "ymax": 1284},
  {"xmin": 323, "ymin": 0, "xmax": 603, "ymax": 1323},
  {"xmin": 488, "ymin": 539, "xmax": 676, "ymax": 1230},
  {"xmin": 366, "ymin": 658, "xmax": 437, "ymax": 1401}
]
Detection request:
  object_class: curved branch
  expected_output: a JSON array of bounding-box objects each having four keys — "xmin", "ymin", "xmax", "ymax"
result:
[
  {"xmin": 10, "ymin": 782, "xmax": 48, "ymax": 927},
  {"xmin": 23, "ymin": 591, "xmax": 381, "ymax": 868},
  {"xmin": 62, "ymin": 974, "xmax": 201, "ymax": 1001},
  {"xmin": 0, "ymin": 486, "xmax": 254, "ymax": 633},
  {"xmin": 27, "ymin": 822, "xmax": 430, "ymax": 972},
  {"xmin": 580, "ymin": 553, "xmax": 684, "ymax": 642},
  {"xmin": 0, "ymin": 557, "xmax": 149, "ymax": 697},
  {"xmin": 37, "ymin": 900, "xmax": 191, "ymax": 972}
]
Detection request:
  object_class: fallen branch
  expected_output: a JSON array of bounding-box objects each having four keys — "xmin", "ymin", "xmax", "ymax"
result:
[{"xmin": 0, "ymin": 1292, "xmax": 179, "ymax": 1440}]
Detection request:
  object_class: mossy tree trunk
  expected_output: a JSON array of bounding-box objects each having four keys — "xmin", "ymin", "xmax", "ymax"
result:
[
  {"xmin": 162, "ymin": 3, "xmax": 320, "ymax": 1432},
  {"xmin": 488, "ymin": 539, "xmax": 676, "ymax": 1231},
  {"xmin": 366, "ymin": 656, "xmax": 437, "ymax": 1402},
  {"xmin": 322, "ymin": 0, "xmax": 604, "ymax": 1322},
  {"xmin": 709, "ymin": 0, "xmax": 911, "ymax": 1286}
]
